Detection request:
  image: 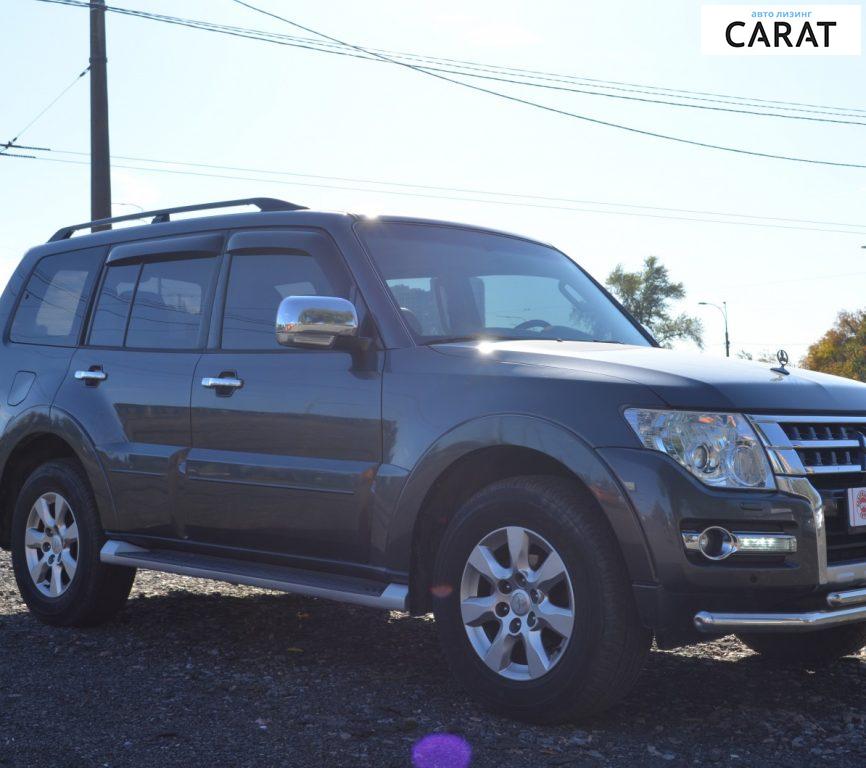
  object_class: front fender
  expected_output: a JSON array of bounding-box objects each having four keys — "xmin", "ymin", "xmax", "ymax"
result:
[{"xmin": 382, "ymin": 413, "xmax": 657, "ymax": 583}]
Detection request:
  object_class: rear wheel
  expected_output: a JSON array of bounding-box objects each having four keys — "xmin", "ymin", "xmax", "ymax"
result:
[
  {"xmin": 11, "ymin": 459, "xmax": 135, "ymax": 626},
  {"xmin": 432, "ymin": 476, "xmax": 651, "ymax": 723},
  {"xmin": 738, "ymin": 624, "xmax": 866, "ymax": 666}
]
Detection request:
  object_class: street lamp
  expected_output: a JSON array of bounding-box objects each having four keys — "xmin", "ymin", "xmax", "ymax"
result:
[{"xmin": 699, "ymin": 301, "xmax": 730, "ymax": 358}]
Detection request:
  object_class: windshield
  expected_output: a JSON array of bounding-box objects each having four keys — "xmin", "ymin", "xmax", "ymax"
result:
[{"xmin": 358, "ymin": 221, "xmax": 652, "ymax": 346}]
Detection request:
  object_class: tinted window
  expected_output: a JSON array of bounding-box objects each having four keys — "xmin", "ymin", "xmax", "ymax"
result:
[
  {"xmin": 222, "ymin": 252, "xmax": 348, "ymax": 350},
  {"xmin": 386, "ymin": 277, "xmax": 445, "ymax": 336},
  {"xmin": 88, "ymin": 263, "xmax": 140, "ymax": 347},
  {"xmin": 125, "ymin": 257, "xmax": 215, "ymax": 349},
  {"xmin": 10, "ymin": 249, "xmax": 102, "ymax": 346},
  {"xmin": 479, "ymin": 275, "xmax": 596, "ymax": 335},
  {"xmin": 360, "ymin": 222, "xmax": 650, "ymax": 346}
]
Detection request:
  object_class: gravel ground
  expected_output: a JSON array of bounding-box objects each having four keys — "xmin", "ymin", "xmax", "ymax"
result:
[{"xmin": 2, "ymin": 550, "xmax": 866, "ymax": 768}]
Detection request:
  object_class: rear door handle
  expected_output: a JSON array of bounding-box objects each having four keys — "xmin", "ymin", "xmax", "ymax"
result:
[
  {"xmin": 201, "ymin": 376, "xmax": 243, "ymax": 390},
  {"xmin": 74, "ymin": 369, "xmax": 107, "ymax": 384}
]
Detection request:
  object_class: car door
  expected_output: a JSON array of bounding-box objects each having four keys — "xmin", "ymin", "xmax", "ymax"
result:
[
  {"xmin": 54, "ymin": 233, "xmax": 222, "ymax": 540},
  {"xmin": 182, "ymin": 228, "xmax": 383, "ymax": 566}
]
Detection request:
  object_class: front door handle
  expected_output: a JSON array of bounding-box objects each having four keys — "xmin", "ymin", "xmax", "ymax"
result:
[
  {"xmin": 74, "ymin": 369, "xmax": 107, "ymax": 384},
  {"xmin": 201, "ymin": 376, "xmax": 243, "ymax": 390}
]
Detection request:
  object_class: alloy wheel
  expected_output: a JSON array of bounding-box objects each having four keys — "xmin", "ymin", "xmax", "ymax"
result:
[
  {"xmin": 23, "ymin": 492, "xmax": 79, "ymax": 598},
  {"xmin": 459, "ymin": 526, "xmax": 575, "ymax": 681}
]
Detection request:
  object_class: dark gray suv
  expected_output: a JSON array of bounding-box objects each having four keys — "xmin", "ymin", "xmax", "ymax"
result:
[{"xmin": 3, "ymin": 198, "xmax": 866, "ymax": 722}]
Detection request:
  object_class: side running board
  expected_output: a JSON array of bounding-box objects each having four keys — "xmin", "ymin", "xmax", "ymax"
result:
[{"xmin": 100, "ymin": 540, "xmax": 408, "ymax": 611}]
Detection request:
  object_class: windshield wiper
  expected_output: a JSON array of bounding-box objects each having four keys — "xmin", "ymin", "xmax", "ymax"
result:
[
  {"xmin": 423, "ymin": 334, "xmax": 521, "ymax": 345},
  {"xmin": 425, "ymin": 335, "xmax": 630, "ymax": 346}
]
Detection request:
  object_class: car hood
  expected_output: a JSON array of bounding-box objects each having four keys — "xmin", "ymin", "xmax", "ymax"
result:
[{"xmin": 433, "ymin": 340, "xmax": 866, "ymax": 413}]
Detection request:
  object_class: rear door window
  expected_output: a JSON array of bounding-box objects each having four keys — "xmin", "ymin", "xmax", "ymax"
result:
[
  {"xmin": 10, "ymin": 248, "xmax": 103, "ymax": 346},
  {"xmin": 125, "ymin": 257, "xmax": 217, "ymax": 349}
]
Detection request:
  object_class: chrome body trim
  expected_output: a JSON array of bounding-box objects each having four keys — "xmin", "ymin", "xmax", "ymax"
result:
[
  {"xmin": 74, "ymin": 370, "xmax": 107, "ymax": 383},
  {"xmin": 826, "ymin": 562, "xmax": 866, "ymax": 585},
  {"xmin": 100, "ymin": 540, "xmax": 408, "ymax": 611},
  {"xmin": 681, "ymin": 530, "xmax": 797, "ymax": 557},
  {"xmin": 827, "ymin": 587, "xmax": 866, "ymax": 607},
  {"xmin": 276, "ymin": 295, "xmax": 359, "ymax": 348},
  {"xmin": 753, "ymin": 415, "xmax": 866, "ymax": 425},
  {"xmin": 696, "ymin": 587, "xmax": 866, "ymax": 633},
  {"xmin": 682, "ymin": 532, "xmax": 701, "ymax": 551},
  {"xmin": 694, "ymin": 603, "xmax": 866, "ymax": 634},
  {"xmin": 201, "ymin": 377, "xmax": 243, "ymax": 390},
  {"xmin": 790, "ymin": 439, "xmax": 861, "ymax": 450},
  {"xmin": 807, "ymin": 465, "xmax": 863, "ymax": 475},
  {"xmin": 776, "ymin": 475, "xmax": 828, "ymax": 583}
]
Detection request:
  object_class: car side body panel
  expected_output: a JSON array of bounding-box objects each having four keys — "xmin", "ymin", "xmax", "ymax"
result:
[{"xmin": 376, "ymin": 346, "xmax": 666, "ymax": 583}]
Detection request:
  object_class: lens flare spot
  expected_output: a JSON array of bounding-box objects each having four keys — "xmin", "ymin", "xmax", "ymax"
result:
[
  {"xmin": 412, "ymin": 734, "xmax": 472, "ymax": 768},
  {"xmin": 430, "ymin": 583, "xmax": 453, "ymax": 598}
]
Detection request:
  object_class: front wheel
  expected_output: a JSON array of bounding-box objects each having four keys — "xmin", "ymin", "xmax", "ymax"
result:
[
  {"xmin": 738, "ymin": 624, "xmax": 866, "ymax": 666},
  {"xmin": 10, "ymin": 459, "xmax": 136, "ymax": 627},
  {"xmin": 432, "ymin": 476, "xmax": 651, "ymax": 723}
]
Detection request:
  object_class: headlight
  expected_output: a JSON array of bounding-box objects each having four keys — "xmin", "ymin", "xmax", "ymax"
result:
[{"xmin": 624, "ymin": 409, "xmax": 775, "ymax": 490}]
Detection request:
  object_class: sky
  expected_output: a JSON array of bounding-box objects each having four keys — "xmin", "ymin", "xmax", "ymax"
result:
[{"xmin": 2, "ymin": 0, "xmax": 866, "ymax": 361}]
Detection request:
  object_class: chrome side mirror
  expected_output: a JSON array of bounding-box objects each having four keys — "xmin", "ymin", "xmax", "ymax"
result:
[{"xmin": 275, "ymin": 296, "xmax": 359, "ymax": 348}]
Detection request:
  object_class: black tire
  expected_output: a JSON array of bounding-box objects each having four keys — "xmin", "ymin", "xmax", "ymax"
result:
[
  {"xmin": 10, "ymin": 458, "xmax": 135, "ymax": 627},
  {"xmin": 738, "ymin": 624, "xmax": 866, "ymax": 666},
  {"xmin": 432, "ymin": 475, "xmax": 651, "ymax": 723}
]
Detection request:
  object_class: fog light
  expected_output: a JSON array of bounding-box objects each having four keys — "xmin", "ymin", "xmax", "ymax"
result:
[
  {"xmin": 682, "ymin": 528, "xmax": 797, "ymax": 560},
  {"xmin": 698, "ymin": 527, "xmax": 737, "ymax": 560},
  {"xmin": 735, "ymin": 534, "xmax": 797, "ymax": 554}
]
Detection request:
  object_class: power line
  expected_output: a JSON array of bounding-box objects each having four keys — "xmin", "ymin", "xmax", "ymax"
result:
[
  {"xmin": 6, "ymin": 151, "xmax": 866, "ymax": 238},
  {"xmin": 31, "ymin": 0, "xmax": 866, "ymax": 121},
  {"xmin": 225, "ymin": 0, "xmax": 866, "ymax": 170},
  {"xmin": 38, "ymin": 147, "xmax": 866, "ymax": 232},
  {"xmin": 1, "ymin": 64, "xmax": 89, "ymax": 154},
  {"xmin": 29, "ymin": 0, "xmax": 866, "ymax": 128},
  {"xmin": 419, "ymin": 69, "xmax": 866, "ymax": 127}
]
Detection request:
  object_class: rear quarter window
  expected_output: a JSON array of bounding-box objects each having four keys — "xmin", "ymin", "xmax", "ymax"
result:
[{"xmin": 10, "ymin": 248, "xmax": 103, "ymax": 347}]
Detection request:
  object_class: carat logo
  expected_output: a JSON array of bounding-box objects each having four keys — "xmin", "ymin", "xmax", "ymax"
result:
[{"xmin": 701, "ymin": 5, "xmax": 862, "ymax": 55}]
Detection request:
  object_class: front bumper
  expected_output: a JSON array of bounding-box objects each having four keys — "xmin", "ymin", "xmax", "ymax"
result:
[
  {"xmin": 695, "ymin": 586, "xmax": 866, "ymax": 634},
  {"xmin": 598, "ymin": 447, "xmax": 826, "ymax": 593},
  {"xmin": 599, "ymin": 446, "xmax": 866, "ymax": 636}
]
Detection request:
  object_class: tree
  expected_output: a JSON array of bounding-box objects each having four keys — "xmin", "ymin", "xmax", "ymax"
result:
[
  {"xmin": 606, "ymin": 256, "xmax": 703, "ymax": 348},
  {"xmin": 737, "ymin": 350, "xmax": 779, "ymax": 364},
  {"xmin": 802, "ymin": 309, "xmax": 866, "ymax": 382}
]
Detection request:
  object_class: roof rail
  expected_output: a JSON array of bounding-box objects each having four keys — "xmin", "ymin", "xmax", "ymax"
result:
[{"xmin": 48, "ymin": 198, "xmax": 307, "ymax": 242}]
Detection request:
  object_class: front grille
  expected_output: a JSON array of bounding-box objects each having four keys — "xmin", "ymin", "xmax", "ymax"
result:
[
  {"xmin": 752, "ymin": 415, "xmax": 866, "ymax": 476},
  {"xmin": 780, "ymin": 422, "xmax": 865, "ymax": 472}
]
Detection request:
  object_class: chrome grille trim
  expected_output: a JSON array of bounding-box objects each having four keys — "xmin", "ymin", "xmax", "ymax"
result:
[
  {"xmin": 757, "ymin": 415, "xmax": 866, "ymax": 424},
  {"xmin": 790, "ymin": 439, "xmax": 860, "ymax": 450},
  {"xmin": 750, "ymin": 415, "xmax": 866, "ymax": 476}
]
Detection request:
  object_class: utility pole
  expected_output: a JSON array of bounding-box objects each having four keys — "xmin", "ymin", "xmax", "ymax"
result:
[
  {"xmin": 90, "ymin": 0, "xmax": 111, "ymax": 229},
  {"xmin": 699, "ymin": 301, "xmax": 730, "ymax": 358}
]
